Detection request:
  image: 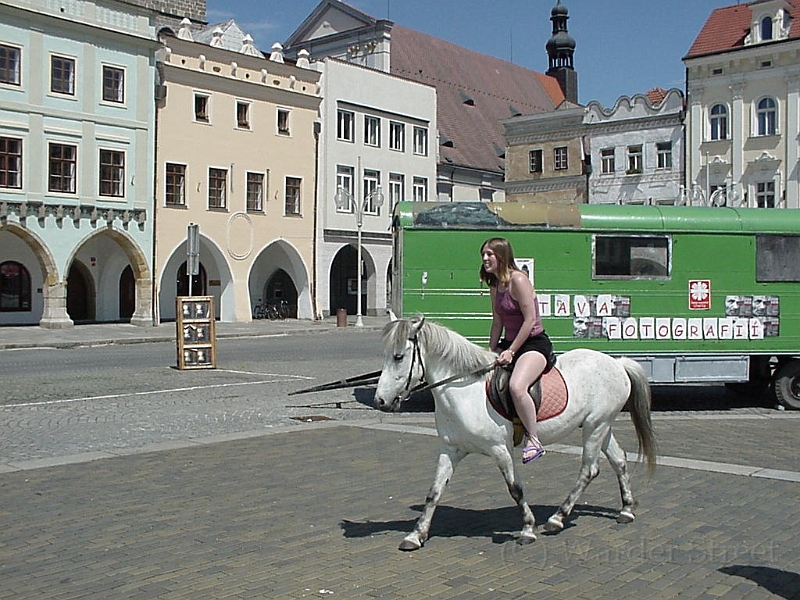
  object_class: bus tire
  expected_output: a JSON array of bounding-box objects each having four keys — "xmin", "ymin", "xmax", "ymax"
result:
[{"xmin": 774, "ymin": 360, "xmax": 800, "ymax": 410}]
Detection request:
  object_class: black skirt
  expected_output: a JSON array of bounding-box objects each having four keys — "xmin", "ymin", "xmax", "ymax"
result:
[{"xmin": 499, "ymin": 331, "xmax": 557, "ymax": 373}]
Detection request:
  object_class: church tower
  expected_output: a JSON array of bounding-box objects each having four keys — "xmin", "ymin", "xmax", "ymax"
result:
[{"xmin": 546, "ymin": 0, "xmax": 578, "ymax": 103}]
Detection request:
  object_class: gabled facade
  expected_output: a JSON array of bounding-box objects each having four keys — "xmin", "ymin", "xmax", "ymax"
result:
[
  {"xmin": 283, "ymin": 0, "xmax": 565, "ymax": 205},
  {"xmin": 684, "ymin": 0, "xmax": 800, "ymax": 208},
  {"xmin": 154, "ymin": 24, "xmax": 321, "ymax": 322},
  {"xmin": 314, "ymin": 57, "xmax": 436, "ymax": 317},
  {"xmin": 584, "ymin": 88, "xmax": 685, "ymax": 205},
  {"xmin": 0, "ymin": 0, "xmax": 158, "ymax": 328}
]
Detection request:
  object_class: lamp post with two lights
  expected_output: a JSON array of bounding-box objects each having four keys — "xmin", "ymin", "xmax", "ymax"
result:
[{"xmin": 334, "ymin": 184, "xmax": 384, "ymax": 327}]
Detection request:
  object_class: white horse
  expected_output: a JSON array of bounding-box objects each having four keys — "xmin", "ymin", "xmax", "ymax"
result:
[{"xmin": 375, "ymin": 316, "xmax": 657, "ymax": 551}]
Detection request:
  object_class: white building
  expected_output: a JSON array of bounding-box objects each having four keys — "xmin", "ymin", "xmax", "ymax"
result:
[
  {"xmin": 684, "ymin": 0, "xmax": 800, "ymax": 208},
  {"xmin": 314, "ymin": 57, "xmax": 436, "ymax": 317},
  {"xmin": 584, "ymin": 88, "xmax": 685, "ymax": 205}
]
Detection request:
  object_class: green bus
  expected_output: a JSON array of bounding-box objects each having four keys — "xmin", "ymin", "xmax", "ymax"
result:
[{"xmin": 391, "ymin": 201, "xmax": 800, "ymax": 409}]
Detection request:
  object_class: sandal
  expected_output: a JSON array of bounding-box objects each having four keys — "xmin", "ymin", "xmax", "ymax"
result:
[{"xmin": 522, "ymin": 441, "xmax": 545, "ymax": 464}]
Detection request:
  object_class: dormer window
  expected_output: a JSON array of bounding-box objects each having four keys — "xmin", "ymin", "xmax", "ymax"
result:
[{"xmin": 761, "ymin": 16, "xmax": 773, "ymax": 40}]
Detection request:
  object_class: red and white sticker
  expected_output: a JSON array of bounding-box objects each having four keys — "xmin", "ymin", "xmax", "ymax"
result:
[{"xmin": 689, "ymin": 280, "xmax": 711, "ymax": 310}]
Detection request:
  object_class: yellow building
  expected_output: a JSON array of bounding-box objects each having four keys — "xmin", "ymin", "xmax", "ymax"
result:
[{"xmin": 154, "ymin": 24, "xmax": 321, "ymax": 322}]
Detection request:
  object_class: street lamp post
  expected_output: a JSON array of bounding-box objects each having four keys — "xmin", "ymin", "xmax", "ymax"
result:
[{"xmin": 334, "ymin": 184, "xmax": 384, "ymax": 327}]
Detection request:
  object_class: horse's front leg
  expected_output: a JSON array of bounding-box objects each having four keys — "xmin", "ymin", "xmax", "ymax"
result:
[
  {"xmin": 492, "ymin": 445, "xmax": 537, "ymax": 544},
  {"xmin": 400, "ymin": 446, "xmax": 466, "ymax": 551}
]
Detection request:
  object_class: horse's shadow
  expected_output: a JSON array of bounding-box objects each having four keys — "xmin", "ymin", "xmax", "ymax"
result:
[
  {"xmin": 341, "ymin": 502, "xmax": 619, "ymax": 543},
  {"xmin": 719, "ymin": 565, "xmax": 800, "ymax": 599},
  {"xmin": 353, "ymin": 388, "xmax": 434, "ymax": 412}
]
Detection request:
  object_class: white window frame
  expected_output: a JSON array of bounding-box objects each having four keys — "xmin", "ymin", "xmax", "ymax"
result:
[
  {"xmin": 165, "ymin": 162, "xmax": 186, "ymax": 206},
  {"xmin": 246, "ymin": 171, "xmax": 265, "ymax": 212},
  {"xmin": 600, "ymin": 148, "xmax": 615, "ymax": 174},
  {"xmin": 337, "ymin": 109, "xmax": 355, "ymax": 142},
  {"xmin": 756, "ymin": 97, "xmax": 777, "ymax": 136},
  {"xmin": 656, "ymin": 142, "xmax": 672, "ymax": 170},
  {"xmin": 363, "ymin": 170, "xmax": 380, "ymax": 215},
  {"xmin": 0, "ymin": 136, "xmax": 23, "ymax": 189},
  {"xmin": 194, "ymin": 91, "xmax": 211, "ymax": 123},
  {"xmin": 336, "ymin": 165, "xmax": 354, "ymax": 213},
  {"xmin": 285, "ymin": 176, "xmax": 302, "ymax": 215},
  {"xmin": 529, "ymin": 149, "xmax": 543, "ymax": 173},
  {"xmin": 48, "ymin": 142, "xmax": 77, "ymax": 194},
  {"xmin": 554, "ymin": 146, "xmax": 568, "ymax": 171},
  {"xmin": 627, "ymin": 145, "xmax": 643, "ymax": 173},
  {"xmin": 364, "ymin": 115, "xmax": 380, "ymax": 147},
  {"xmin": 389, "ymin": 121, "xmax": 405, "ymax": 152},
  {"xmin": 236, "ymin": 100, "xmax": 252, "ymax": 130},
  {"xmin": 413, "ymin": 176, "xmax": 427, "ymax": 202},
  {"xmin": 277, "ymin": 108, "xmax": 290, "ymax": 136},
  {"xmin": 208, "ymin": 167, "xmax": 227, "ymax": 209},
  {"xmin": 710, "ymin": 103, "xmax": 728, "ymax": 140},
  {"xmin": 413, "ymin": 126, "xmax": 428, "ymax": 156},
  {"xmin": 389, "ymin": 172, "xmax": 404, "ymax": 206}
]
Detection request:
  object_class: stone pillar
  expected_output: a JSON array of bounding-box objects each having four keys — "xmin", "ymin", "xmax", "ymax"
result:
[
  {"xmin": 38, "ymin": 280, "xmax": 73, "ymax": 329},
  {"xmin": 130, "ymin": 276, "xmax": 153, "ymax": 327}
]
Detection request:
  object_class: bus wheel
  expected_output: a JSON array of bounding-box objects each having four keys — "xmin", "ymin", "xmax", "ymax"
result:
[{"xmin": 774, "ymin": 360, "xmax": 800, "ymax": 410}]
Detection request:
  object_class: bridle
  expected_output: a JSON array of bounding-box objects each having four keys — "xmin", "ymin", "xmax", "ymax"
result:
[{"xmin": 398, "ymin": 333, "xmax": 496, "ymax": 401}]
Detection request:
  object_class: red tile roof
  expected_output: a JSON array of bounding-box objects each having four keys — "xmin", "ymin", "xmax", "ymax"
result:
[
  {"xmin": 685, "ymin": 0, "xmax": 800, "ymax": 58},
  {"xmin": 389, "ymin": 25, "xmax": 564, "ymax": 173}
]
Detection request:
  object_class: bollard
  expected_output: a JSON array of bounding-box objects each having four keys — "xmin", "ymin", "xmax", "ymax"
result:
[{"xmin": 336, "ymin": 308, "xmax": 347, "ymax": 327}]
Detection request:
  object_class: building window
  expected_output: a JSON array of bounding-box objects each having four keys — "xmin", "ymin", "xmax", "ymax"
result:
[
  {"xmin": 337, "ymin": 109, "xmax": 354, "ymax": 142},
  {"xmin": 600, "ymin": 148, "xmax": 615, "ymax": 174},
  {"xmin": 237, "ymin": 101, "xmax": 251, "ymax": 129},
  {"xmin": 194, "ymin": 93, "xmax": 210, "ymax": 123},
  {"xmin": 710, "ymin": 104, "xmax": 728, "ymax": 140},
  {"xmin": 246, "ymin": 172, "xmax": 264, "ymax": 211},
  {"xmin": 413, "ymin": 177, "xmax": 428, "ymax": 202},
  {"xmin": 756, "ymin": 97, "xmax": 777, "ymax": 136},
  {"xmin": 336, "ymin": 165, "xmax": 354, "ymax": 213},
  {"xmin": 389, "ymin": 121, "xmax": 405, "ymax": 152},
  {"xmin": 0, "ymin": 44, "xmax": 21, "ymax": 86},
  {"xmin": 48, "ymin": 143, "xmax": 76, "ymax": 193},
  {"xmin": 102, "ymin": 65, "xmax": 124, "ymax": 103},
  {"xmin": 627, "ymin": 145, "xmax": 643, "ymax": 173},
  {"xmin": 363, "ymin": 170, "xmax": 380, "ymax": 214},
  {"xmin": 389, "ymin": 172, "xmax": 404, "ymax": 206},
  {"xmin": 0, "ymin": 137, "xmax": 22, "ymax": 188},
  {"xmin": 277, "ymin": 108, "xmax": 290, "ymax": 135},
  {"xmin": 51, "ymin": 55, "xmax": 75, "ymax": 95},
  {"xmin": 656, "ymin": 142, "xmax": 672, "ymax": 169},
  {"xmin": 554, "ymin": 146, "xmax": 568, "ymax": 170},
  {"xmin": 0, "ymin": 261, "xmax": 31, "ymax": 312},
  {"xmin": 756, "ymin": 181, "xmax": 775, "ymax": 208},
  {"xmin": 208, "ymin": 168, "xmax": 227, "ymax": 209},
  {"xmin": 285, "ymin": 176, "xmax": 301, "ymax": 215},
  {"xmin": 760, "ymin": 16, "xmax": 773, "ymax": 41},
  {"xmin": 99, "ymin": 149, "xmax": 125, "ymax": 197},
  {"xmin": 529, "ymin": 149, "xmax": 543, "ymax": 173},
  {"xmin": 364, "ymin": 115, "xmax": 380, "ymax": 147},
  {"xmin": 413, "ymin": 126, "xmax": 428, "ymax": 156},
  {"xmin": 165, "ymin": 163, "xmax": 186, "ymax": 206}
]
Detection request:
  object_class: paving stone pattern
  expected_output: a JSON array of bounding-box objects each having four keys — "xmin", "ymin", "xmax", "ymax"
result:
[{"xmin": 1, "ymin": 424, "xmax": 798, "ymax": 599}]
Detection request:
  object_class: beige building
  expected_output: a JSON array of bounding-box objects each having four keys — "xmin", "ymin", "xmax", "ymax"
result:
[{"xmin": 154, "ymin": 24, "xmax": 321, "ymax": 322}]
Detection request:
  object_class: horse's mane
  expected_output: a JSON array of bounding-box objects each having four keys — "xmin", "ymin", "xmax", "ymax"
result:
[{"xmin": 382, "ymin": 318, "xmax": 495, "ymax": 372}]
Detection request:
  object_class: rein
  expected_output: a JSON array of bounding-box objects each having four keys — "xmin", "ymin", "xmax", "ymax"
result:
[{"xmin": 403, "ymin": 334, "xmax": 496, "ymax": 398}]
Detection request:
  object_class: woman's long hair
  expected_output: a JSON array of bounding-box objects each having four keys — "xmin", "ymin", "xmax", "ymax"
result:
[{"xmin": 479, "ymin": 237, "xmax": 518, "ymax": 288}]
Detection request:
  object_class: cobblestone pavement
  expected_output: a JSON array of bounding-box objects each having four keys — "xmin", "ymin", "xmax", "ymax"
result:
[{"xmin": 1, "ymin": 320, "xmax": 799, "ymax": 598}]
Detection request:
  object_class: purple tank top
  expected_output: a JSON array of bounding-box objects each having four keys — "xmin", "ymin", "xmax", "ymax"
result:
[{"xmin": 496, "ymin": 287, "xmax": 543, "ymax": 340}]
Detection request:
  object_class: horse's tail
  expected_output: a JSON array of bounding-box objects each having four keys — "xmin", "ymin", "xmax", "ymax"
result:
[{"xmin": 618, "ymin": 357, "xmax": 658, "ymax": 477}]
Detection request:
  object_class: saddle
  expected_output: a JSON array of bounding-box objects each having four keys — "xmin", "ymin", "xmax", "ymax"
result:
[{"xmin": 487, "ymin": 364, "xmax": 569, "ymax": 447}]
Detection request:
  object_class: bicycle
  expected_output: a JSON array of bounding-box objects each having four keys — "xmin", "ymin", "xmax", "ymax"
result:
[
  {"xmin": 252, "ymin": 299, "xmax": 268, "ymax": 319},
  {"xmin": 265, "ymin": 299, "xmax": 289, "ymax": 320}
]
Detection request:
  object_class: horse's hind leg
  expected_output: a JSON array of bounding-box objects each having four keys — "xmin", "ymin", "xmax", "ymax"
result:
[
  {"xmin": 399, "ymin": 446, "xmax": 466, "ymax": 551},
  {"xmin": 493, "ymin": 446, "xmax": 537, "ymax": 544},
  {"xmin": 603, "ymin": 432, "xmax": 637, "ymax": 523},
  {"xmin": 544, "ymin": 424, "xmax": 608, "ymax": 532}
]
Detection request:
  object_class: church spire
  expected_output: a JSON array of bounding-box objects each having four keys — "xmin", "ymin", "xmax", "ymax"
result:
[{"xmin": 546, "ymin": 0, "xmax": 578, "ymax": 103}]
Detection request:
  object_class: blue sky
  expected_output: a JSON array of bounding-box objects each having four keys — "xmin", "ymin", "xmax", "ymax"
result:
[{"xmin": 205, "ymin": 0, "xmax": 729, "ymax": 108}]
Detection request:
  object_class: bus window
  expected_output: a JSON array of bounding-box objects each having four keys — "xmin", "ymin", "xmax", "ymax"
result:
[
  {"xmin": 757, "ymin": 235, "xmax": 800, "ymax": 282},
  {"xmin": 594, "ymin": 235, "xmax": 670, "ymax": 279}
]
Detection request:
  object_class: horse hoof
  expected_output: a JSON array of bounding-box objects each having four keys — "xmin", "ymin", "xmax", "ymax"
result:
[
  {"xmin": 616, "ymin": 510, "xmax": 635, "ymax": 524},
  {"xmin": 543, "ymin": 517, "xmax": 564, "ymax": 533},
  {"xmin": 516, "ymin": 533, "xmax": 537, "ymax": 545},
  {"xmin": 399, "ymin": 538, "xmax": 422, "ymax": 551}
]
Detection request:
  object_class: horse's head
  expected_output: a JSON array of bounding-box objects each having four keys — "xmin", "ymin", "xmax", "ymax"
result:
[{"xmin": 374, "ymin": 316, "xmax": 426, "ymax": 412}]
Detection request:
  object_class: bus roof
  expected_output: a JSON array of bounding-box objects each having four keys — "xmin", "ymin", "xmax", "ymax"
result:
[{"xmin": 395, "ymin": 202, "xmax": 800, "ymax": 234}]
